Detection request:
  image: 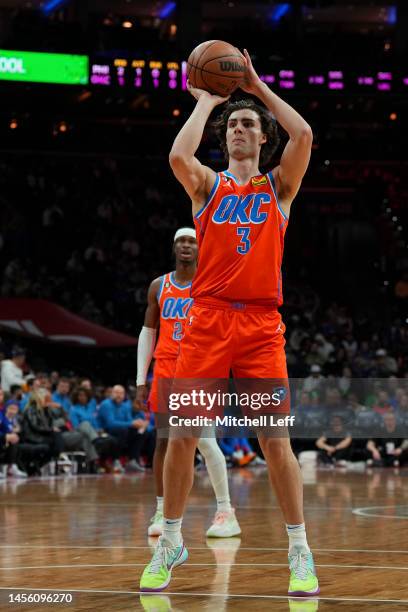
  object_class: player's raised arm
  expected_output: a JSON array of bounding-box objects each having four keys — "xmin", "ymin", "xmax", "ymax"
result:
[
  {"xmin": 135, "ymin": 277, "xmax": 161, "ymax": 409},
  {"xmin": 240, "ymin": 49, "xmax": 313, "ymax": 217},
  {"xmin": 169, "ymin": 85, "xmax": 229, "ymax": 215}
]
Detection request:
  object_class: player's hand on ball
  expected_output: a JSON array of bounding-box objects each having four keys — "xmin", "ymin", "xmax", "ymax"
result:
[
  {"xmin": 187, "ymin": 81, "xmax": 230, "ymax": 106},
  {"xmin": 240, "ymin": 49, "xmax": 263, "ymax": 94}
]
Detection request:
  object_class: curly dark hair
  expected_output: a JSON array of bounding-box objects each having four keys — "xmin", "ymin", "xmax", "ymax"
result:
[
  {"xmin": 71, "ymin": 386, "xmax": 91, "ymax": 405},
  {"xmin": 213, "ymin": 99, "xmax": 279, "ymax": 167}
]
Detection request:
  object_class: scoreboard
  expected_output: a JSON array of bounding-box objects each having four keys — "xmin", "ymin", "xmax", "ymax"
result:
[
  {"xmin": 90, "ymin": 57, "xmax": 187, "ymax": 91},
  {"xmin": 0, "ymin": 49, "xmax": 406, "ymax": 94},
  {"xmin": 259, "ymin": 69, "xmax": 399, "ymax": 92},
  {"xmin": 89, "ymin": 56, "xmax": 408, "ymax": 94}
]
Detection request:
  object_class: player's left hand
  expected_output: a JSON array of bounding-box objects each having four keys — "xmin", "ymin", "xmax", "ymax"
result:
[
  {"xmin": 240, "ymin": 49, "xmax": 263, "ymax": 94},
  {"xmin": 187, "ymin": 81, "xmax": 230, "ymax": 106},
  {"xmin": 135, "ymin": 385, "xmax": 148, "ymax": 411}
]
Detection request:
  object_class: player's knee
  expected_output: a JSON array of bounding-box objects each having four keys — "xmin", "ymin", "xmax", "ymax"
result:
[
  {"xmin": 197, "ymin": 437, "xmax": 223, "ymax": 462},
  {"xmin": 168, "ymin": 437, "xmax": 198, "ymax": 457},
  {"xmin": 259, "ymin": 436, "xmax": 293, "ymax": 464}
]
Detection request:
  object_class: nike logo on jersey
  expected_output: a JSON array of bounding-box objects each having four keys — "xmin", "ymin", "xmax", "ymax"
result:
[
  {"xmin": 162, "ymin": 297, "xmax": 193, "ymax": 320},
  {"xmin": 212, "ymin": 192, "xmax": 271, "ymax": 225}
]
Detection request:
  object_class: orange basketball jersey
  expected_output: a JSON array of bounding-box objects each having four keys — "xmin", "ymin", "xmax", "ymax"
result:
[
  {"xmin": 153, "ymin": 271, "xmax": 194, "ymax": 360},
  {"xmin": 192, "ymin": 171, "xmax": 288, "ymax": 304}
]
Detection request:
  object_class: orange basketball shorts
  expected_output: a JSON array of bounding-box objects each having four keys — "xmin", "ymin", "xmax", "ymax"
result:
[
  {"xmin": 148, "ymin": 357, "xmax": 177, "ymax": 413},
  {"xmin": 172, "ymin": 298, "xmax": 289, "ymax": 417}
]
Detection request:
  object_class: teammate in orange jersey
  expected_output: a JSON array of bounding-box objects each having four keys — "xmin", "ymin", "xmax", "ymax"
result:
[
  {"xmin": 136, "ymin": 227, "xmax": 241, "ymax": 539},
  {"xmin": 140, "ymin": 50, "xmax": 319, "ymax": 596}
]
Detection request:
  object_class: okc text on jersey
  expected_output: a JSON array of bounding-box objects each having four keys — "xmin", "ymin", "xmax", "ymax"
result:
[
  {"xmin": 161, "ymin": 297, "xmax": 193, "ymax": 319},
  {"xmin": 212, "ymin": 192, "xmax": 271, "ymax": 224}
]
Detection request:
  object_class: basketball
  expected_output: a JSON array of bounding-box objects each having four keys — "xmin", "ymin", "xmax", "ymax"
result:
[{"xmin": 187, "ymin": 40, "xmax": 246, "ymax": 96}]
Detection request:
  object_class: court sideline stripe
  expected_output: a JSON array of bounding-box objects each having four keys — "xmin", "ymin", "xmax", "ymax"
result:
[
  {"xmin": 0, "ymin": 586, "xmax": 407, "ymax": 604},
  {"xmin": 1, "ymin": 562, "xmax": 408, "ymax": 571}
]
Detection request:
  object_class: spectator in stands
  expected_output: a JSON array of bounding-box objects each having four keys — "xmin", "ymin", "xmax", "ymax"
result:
[
  {"xmin": 342, "ymin": 332, "xmax": 358, "ymax": 358},
  {"xmin": 52, "ymin": 378, "xmax": 72, "ymax": 413},
  {"xmin": 397, "ymin": 393, "xmax": 408, "ymax": 415},
  {"xmin": 0, "ymin": 347, "xmax": 26, "ymax": 393},
  {"xmin": 70, "ymin": 386, "xmax": 123, "ymax": 473},
  {"xmin": 99, "ymin": 384, "xmax": 150, "ymax": 472},
  {"xmin": 79, "ymin": 379, "xmax": 97, "ymax": 410},
  {"xmin": 338, "ymin": 366, "xmax": 352, "ymax": 396},
  {"xmin": 70, "ymin": 387, "xmax": 100, "ymax": 431},
  {"xmin": 314, "ymin": 333, "xmax": 334, "ymax": 363},
  {"xmin": 21, "ymin": 390, "xmax": 64, "ymax": 466},
  {"xmin": 9, "ymin": 384, "xmax": 24, "ymax": 409},
  {"xmin": 316, "ymin": 415, "xmax": 353, "ymax": 467},
  {"xmin": 372, "ymin": 389, "xmax": 393, "ymax": 415},
  {"xmin": 388, "ymin": 378, "xmax": 403, "ymax": 409},
  {"xmin": 305, "ymin": 340, "xmax": 326, "ymax": 368},
  {"xmin": 373, "ymin": 349, "xmax": 398, "ymax": 376},
  {"xmin": 50, "ymin": 371, "xmax": 60, "ymax": 389},
  {"xmin": 5, "ymin": 398, "xmax": 49, "ymax": 476},
  {"xmin": 324, "ymin": 387, "xmax": 345, "ymax": 414},
  {"xmin": 45, "ymin": 391, "xmax": 97, "ymax": 467},
  {"xmin": 288, "ymin": 319, "xmax": 309, "ymax": 352},
  {"xmin": 0, "ymin": 401, "xmax": 28, "ymax": 478},
  {"xmin": 367, "ymin": 412, "xmax": 408, "ymax": 467},
  {"xmin": 38, "ymin": 372, "xmax": 52, "ymax": 391},
  {"xmin": 346, "ymin": 392, "xmax": 367, "ymax": 414},
  {"xmin": 352, "ymin": 341, "xmax": 373, "ymax": 377},
  {"xmin": 102, "ymin": 386, "xmax": 113, "ymax": 400},
  {"xmin": 295, "ymin": 391, "xmax": 313, "ymax": 412},
  {"xmin": 303, "ymin": 364, "xmax": 325, "ymax": 393},
  {"xmin": 0, "ymin": 388, "xmax": 5, "ymax": 412}
]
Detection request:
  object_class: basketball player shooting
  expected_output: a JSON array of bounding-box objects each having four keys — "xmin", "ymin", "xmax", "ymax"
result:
[
  {"xmin": 136, "ymin": 227, "xmax": 241, "ymax": 539},
  {"xmin": 140, "ymin": 48, "xmax": 319, "ymax": 596}
]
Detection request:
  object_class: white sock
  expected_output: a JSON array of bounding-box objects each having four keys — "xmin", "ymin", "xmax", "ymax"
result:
[
  {"xmin": 197, "ymin": 437, "xmax": 232, "ymax": 513},
  {"xmin": 156, "ymin": 496, "xmax": 164, "ymax": 512},
  {"xmin": 163, "ymin": 517, "xmax": 183, "ymax": 547},
  {"xmin": 286, "ymin": 523, "xmax": 310, "ymax": 553}
]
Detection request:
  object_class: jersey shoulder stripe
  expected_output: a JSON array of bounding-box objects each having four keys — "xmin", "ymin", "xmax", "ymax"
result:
[
  {"xmin": 195, "ymin": 173, "xmax": 220, "ymax": 219},
  {"xmin": 156, "ymin": 274, "xmax": 167, "ymax": 303},
  {"xmin": 266, "ymin": 170, "xmax": 288, "ymax": 221}
]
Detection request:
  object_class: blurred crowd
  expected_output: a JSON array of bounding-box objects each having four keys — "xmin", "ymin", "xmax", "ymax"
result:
[{"xmin": 0, "ymin": 338, "xmax": 406, "ymax": 479}]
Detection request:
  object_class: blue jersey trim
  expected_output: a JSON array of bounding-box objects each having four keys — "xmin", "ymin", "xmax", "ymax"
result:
[
  {"xmin": 195, "ymin": 215, "xmax": 204, "ymax": 237},
  {"xmin": 170, "ymin": 271, "xmax": 192, "ymax": 290},
  {"xmin": 195, "ymin": 173, "xmax": 220, "ymax": 219},
  {"xmin": 223, "ymin": 170, "xmax": 241, "ymax": 185},
  {"xmin": 267, "ymin": 171, "xmax": 288, "ymax": 221},
  {"xmin": 156, "ymin": 275, "xmax": 166, "ymax": 303},
  {"xmin": 277, "ymin": 268, "xmax": 282, "ymax": 302}
]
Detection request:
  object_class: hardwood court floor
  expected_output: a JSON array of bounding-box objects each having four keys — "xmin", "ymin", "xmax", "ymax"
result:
[{"xmin": 0, "ymin": 464, "xmax": 407, "ymax": 611}]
